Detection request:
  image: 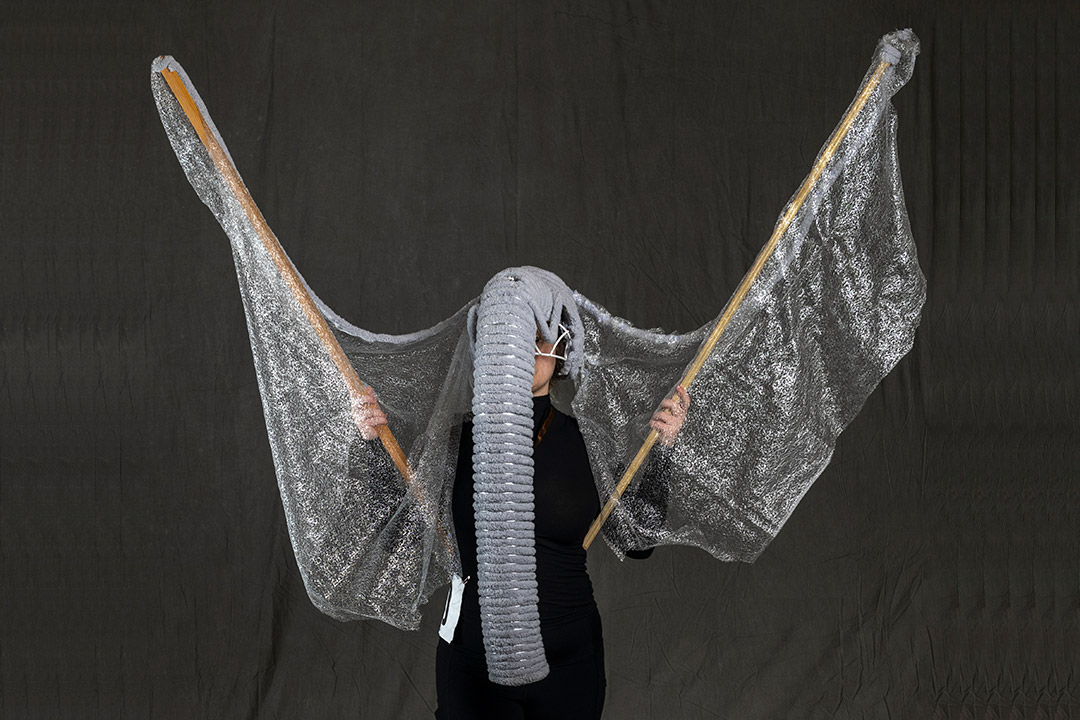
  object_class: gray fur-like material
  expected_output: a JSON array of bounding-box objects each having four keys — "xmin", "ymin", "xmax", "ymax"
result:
[{"xmin": 468, "ymin": 267, "xmax": 583, "ymax": 685}]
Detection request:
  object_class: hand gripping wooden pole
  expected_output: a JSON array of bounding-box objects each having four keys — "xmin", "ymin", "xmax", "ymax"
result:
[
  {"xmin": 158, "ymin": 62, "xmax": 463, "ymax": 560},
  {"xmin": 582, "ymin": 58, "xmax": 894, "ymax": 551}
]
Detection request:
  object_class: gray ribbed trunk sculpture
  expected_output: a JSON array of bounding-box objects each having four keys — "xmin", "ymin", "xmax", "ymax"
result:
[{"xmin": 468, "ymin": 267, "xmax": 582, "ymax": 686}]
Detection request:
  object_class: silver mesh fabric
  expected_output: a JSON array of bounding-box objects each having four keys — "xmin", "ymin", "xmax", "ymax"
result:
[
  {"xmin": 574, "ymin": 30, "xmax": 924, "ymax": 561},
  {"xmin": 151, "ymin": 57, "xmax": 472, "ymax": 631},
  {"xmin": 151, "ymin": 28, "xmax": 923, "ymax": 686}
]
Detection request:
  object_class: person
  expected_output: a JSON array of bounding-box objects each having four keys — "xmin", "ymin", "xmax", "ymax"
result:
[{"xmin": 351, "ymin": 327, "xmax": 690, "ymax": 719}]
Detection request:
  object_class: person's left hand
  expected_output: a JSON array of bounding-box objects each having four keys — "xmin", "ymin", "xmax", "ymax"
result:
[{"xmin": 650, "ymin": 385, "xmax": 690, "ymax": 447}]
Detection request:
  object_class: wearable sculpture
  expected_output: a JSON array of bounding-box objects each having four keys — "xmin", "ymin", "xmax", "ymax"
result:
[
  {"xmin": 467, "ymin": 268, "xmax": 584, "ymax": 683},
  {"xmin": 152, "ymin": 29, "xmax": 924, "ymax": 686}
]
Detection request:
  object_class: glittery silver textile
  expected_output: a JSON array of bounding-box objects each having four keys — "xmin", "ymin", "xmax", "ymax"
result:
[
  {"xmin": 152, "ymin": 57, "xmax": 471, "ymax": 631},
  {"xmin": 574, "ymin": 30, "xmax": 924, "ymax": 561},
  {"xmin": 151, "ymin": 27, "xmax": 923, "ymax": 679}
]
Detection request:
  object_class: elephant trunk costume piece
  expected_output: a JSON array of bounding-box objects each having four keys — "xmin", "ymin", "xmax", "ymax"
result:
[
  {"xmin": 467, "ymin": 268, "xmax": 584, "ymax": 684},
  {"xmin": 151, "ymin": 29, "xmax": 924, "ymax": 688}
]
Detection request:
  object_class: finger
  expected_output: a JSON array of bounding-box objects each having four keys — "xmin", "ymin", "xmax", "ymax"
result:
[
  {"xmin": 651, "ymin": 412, "xmax": 675, "ymax": 428},
  {"xmin": 650, "ymin": 417, "xmax": 676, "ymax": 434},
  {"xmin": 651, "ymin": 421, "xmax": 675, "ymax": 447},
  {"xmin": 659, "ymin": 400, "xmax": 685, "ymax": 419},
  {"xmin": 657, "ymin": 409, "xmax": 679, "ymax": 424},
  {"xmin": 667, "ymin": 388, "xmax": 688, "ymax": 417},
  {"xmin": 351, "ymin": 403, "xmax": 388, "ymax": 439},
  {"xmin": 351, "ymin": 394, "xmax": 376, "ymax": 411},
  {"xmin": 359, "ymin": 407, "xmax": 388, "ymax": 425},
  {"xmin": 356, "ymin": 415, "xmax": 387, "ymax": 439}
]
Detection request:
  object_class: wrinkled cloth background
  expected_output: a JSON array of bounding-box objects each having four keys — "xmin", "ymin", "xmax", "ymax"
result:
[{"xmin": 3, "ymin": 2, "xmax": 1076, "ymax": 718}]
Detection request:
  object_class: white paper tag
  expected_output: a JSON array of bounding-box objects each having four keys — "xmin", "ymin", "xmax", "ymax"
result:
[{"xmin": 438, "ymin": 573, "xmax": 466, "ymax": 643}]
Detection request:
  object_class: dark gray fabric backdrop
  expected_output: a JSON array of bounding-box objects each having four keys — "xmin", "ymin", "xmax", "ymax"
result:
[{"xmin": 3, "ymin": 1, "xmax": 1077, "ymax": 718}]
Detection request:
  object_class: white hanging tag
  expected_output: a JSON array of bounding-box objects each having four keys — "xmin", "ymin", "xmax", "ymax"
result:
[{"xmin": 438, "ymin": 573, "xmax": 466, "ymax": 643}]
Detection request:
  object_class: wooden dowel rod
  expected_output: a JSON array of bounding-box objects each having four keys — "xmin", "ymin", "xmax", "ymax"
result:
[
  {"xmin": 159, "ymin": 64, "xmax": 454, "ymax": 556},
  {"xmin": 583, "ymin": 59, "xmax": 892, "ymax": 551}
]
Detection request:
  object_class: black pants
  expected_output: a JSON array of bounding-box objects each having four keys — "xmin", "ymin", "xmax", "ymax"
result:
[{"xmin": 435, "ymin": 608, "xmax": 606, "ymax": 719}]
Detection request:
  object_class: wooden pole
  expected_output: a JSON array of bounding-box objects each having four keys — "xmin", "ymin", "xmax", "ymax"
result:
[
  {"xmin": 155, "ymin": 62, "xmax": 460, "ymax": 554},
  {"xmin": 159, "ymin": 64, "xmax": 412, "ymax": 481},
  {"xmin": 583, "ymin": 59, "xmax": 893, "ymax": 551}
]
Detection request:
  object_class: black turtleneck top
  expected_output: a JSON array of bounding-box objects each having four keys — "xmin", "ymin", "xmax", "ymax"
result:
[{"xmin": 450, "ymin": 394, "xmax": 604, "ymax": 654}]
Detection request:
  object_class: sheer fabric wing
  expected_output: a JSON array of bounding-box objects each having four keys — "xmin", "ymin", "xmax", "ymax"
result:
[
  {"xmin": 151, "ymin": 58, "xmax": 470, "ymax": 630},
  {"xmin": 574, "ymin": 31, "xmax": 924, "ymax": 562}
]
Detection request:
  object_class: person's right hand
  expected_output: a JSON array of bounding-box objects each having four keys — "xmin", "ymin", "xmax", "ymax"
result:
[{"xmin": 350, "ymin": 389, "xmax": 387, "ymax": 441}]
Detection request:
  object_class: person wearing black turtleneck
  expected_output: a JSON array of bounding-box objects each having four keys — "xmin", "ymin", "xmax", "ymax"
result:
[
  {"xmin": 353, "ymin": 330, "xmax": 689, "ymax": 719},
  {"xmin": 437, "ymin": 393, "xmax": 607, "ymax": 718}
]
